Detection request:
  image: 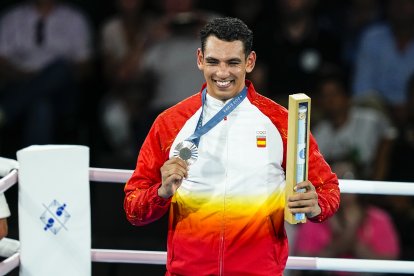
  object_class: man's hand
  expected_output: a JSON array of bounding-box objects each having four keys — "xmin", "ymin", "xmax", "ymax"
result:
[
  {"xmin": 287, "ymin": 180, "xmax": 321, "ymax": 218},
  {"xmin": 158, "ymin": 157, "xmax": 188, "ymax": 198}
]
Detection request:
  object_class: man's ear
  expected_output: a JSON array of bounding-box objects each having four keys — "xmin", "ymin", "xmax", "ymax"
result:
[
  {"xmin": 197, "ymin": 48, "xmax": 204, "ymax": 70},
  {"xmin": 245, "ymin": 51, "xmax": 256, "ymax": 73}
]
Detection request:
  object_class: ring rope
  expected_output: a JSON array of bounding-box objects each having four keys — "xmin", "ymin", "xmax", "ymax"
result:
[
  {"xmin": 2, "ymin": 250, "xmax": 414, "ymax": 274},
  {"xmin": 339, "ymin": 179, "xmax": 414, "ymax": 195},
  {"xmin": 89, "ymin": 167, "xmax": 133, "ymax": 184},
  {"xmin": 0, "ymin": 252, "xmax": 19, "ymax": 275},
  {"xmin": 1, "ymin": 168, "xmax": 413, "ymax": 196},
  {"xmin": 0, "ymin": 169, "xmax": 18, "ymax": 194}
]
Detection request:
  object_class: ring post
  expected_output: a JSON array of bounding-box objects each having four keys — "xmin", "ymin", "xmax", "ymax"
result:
[{"xmin": 17, "ymin": 145, "xmax": 91, "ymax": 275}]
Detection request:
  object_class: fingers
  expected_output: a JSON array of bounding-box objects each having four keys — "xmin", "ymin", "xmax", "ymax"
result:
[
  {"xmin": 294, "ymin": 180, "xmax": 315, "ymax": 192},
  {"xmin": 289, "ymin": 181, "xmax": 317, "ymax": 201},
  {"xmin": 288, "ymin": 198, "xmax": 317, "ymax": 211},
  {"xmin": 288, "ymin": 180, "xmax": 321, "ymax": 218},
  {"xmin": 159, "ymin": 157, "xmax": 190, "ymax": 198},
  {"xmin": 288, "ymin": 197, "xmax": 321, "ymax": 218},
  {"xmin": 161, "ymin": 157, "xmax": 189, "ymax": 180}
]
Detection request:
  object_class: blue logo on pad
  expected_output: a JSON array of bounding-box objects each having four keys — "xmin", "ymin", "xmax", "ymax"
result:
[{"xmin": 40, "ymin": 200, "xmax": 71, "ymax": 235}]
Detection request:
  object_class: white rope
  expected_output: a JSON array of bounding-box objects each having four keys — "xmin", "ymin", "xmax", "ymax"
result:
[
  {"xmin": 0, "ymin": 157, "xmax": 18, "ymax": 177},
  {"xmin": 88, "ymin": 167, "xmax": 414, "ymax": 196},
  {"xmin": 89, "ymin": 167, "xmax": 132, "ymax": 183},
  {"xmin": 314, "ymin": 257, "xmax": 414, "ymax": 274},
  {"xmin": 3, "ymin": 250, "xmax": 413, "ymax": 274},
  {"xmin": 0, "ymin": 252, "xmax": 19, "ymax": 275},
  {"xmin": 90, "ymin": 250, "xmax": 414, "ymax": 273},
  {"xmin": 0, "ymin": 238, "xmax": 20, "ymax": 258},
  {"xmin": 91, "ymin": 249, "xmax": 166, "ymax": 265},
  {"xmin": 339, "ymin": 179, "xmax": 414, "ymax": 195},
  {"xmin": 0, "ymin": 169, "xmax": 18, "ymax": 194}
]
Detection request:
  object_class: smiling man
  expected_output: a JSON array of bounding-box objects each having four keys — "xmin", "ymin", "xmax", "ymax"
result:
[{"xmin": 124, "ymin": 17, "xmax": 340, "ymax": 275}]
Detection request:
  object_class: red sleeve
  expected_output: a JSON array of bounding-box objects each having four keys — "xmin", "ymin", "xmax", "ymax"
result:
[
  {"xmin": 123, "ymin": 93, "xmax": 202, "ymax": 226},
  {"xmin": 123, "ymin": 117, "xmax": 171, "ymax": 226},
  {"xmin": 306, "ymin": 134, "xmax": 340, "ymax": 222}
]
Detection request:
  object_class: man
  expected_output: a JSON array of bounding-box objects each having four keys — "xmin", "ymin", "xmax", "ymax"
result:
[{"xmin": 124, "ymin": 17, "xmax": 340, "ymax": 275}]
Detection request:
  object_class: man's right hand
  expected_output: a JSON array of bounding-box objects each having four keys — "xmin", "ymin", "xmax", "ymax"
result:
[{"xmin": 158, "ymin": 157, "xmax": 188, "ymax": 198}]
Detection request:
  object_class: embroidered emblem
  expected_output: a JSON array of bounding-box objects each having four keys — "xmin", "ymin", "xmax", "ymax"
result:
[{"xmin": 256, "ymin": 130, "xmax": 267, "ymax": 148}]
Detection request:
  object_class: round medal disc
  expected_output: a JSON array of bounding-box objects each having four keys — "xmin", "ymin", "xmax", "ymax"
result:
[{"xmin": 173, "ymin": 140, "xmax": 198, "ymax": 165}]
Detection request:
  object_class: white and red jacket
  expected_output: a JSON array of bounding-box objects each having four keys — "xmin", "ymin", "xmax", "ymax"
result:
[{"xmin": 124, "ymin": 81, "xmax": 340, "ymax": 276}]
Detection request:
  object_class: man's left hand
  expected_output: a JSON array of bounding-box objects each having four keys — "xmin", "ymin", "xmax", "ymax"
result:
[{"xmin": 287, "ymin": 180, "xmax": 321, "ymax": 218}]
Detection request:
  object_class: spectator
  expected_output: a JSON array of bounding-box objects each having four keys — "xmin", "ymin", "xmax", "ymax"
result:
[
  {"xmin": 293, "ymin": 193, "xmax": 400, "ymax": 276},
  {"xmin": 388, "ymin": 73, "xmax": 414, "ymax": 181},
  {"xmin": 313, "ymin": 71, "xmax": 396, "ymax": 180},
  {"xmin": 253, "ymin": 0, "xmax": 341, "ymax": 106},
  {"xmin": 0, "ymin": 0, "xmax": 92, "ymax": 149},
  {"xmin": 317, "ymin": 0, "xmax": 383, "ymax": 68},
  {"xmin": 386, "ymin": 72, "xmax": 414, "ymax": 261},
  {"xmin": 228, "ymin": 0, "xmax": 269, "ymax": 94},
  {"xmin": 352, "ymin": 0, "xmax": 414, "ymax": 124},
  {"xmin": 141, "ymin": 0, "xmax": 219, "ymax": 117},
  {"xmin": 99, "ymin": 0, "xmax": 156, "ymax": 164},
  {"xmin": 293, "ymin": 147, "xmax": 399, "ymax": 275}
]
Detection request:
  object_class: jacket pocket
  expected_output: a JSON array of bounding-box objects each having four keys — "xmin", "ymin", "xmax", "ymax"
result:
[{"xmin": 267, "ymin": 215, "xmax": 288, "ymax": 266}]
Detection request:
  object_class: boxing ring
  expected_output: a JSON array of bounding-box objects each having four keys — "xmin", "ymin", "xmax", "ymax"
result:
[{"xmin": 0, "ymin": 161, "xmax": 414, "ymax": 274}]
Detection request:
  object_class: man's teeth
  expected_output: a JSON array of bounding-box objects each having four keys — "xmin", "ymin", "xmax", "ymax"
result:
[{"xmin": 216, "ymin": 80, "xmax": 230, "ymax": 86}]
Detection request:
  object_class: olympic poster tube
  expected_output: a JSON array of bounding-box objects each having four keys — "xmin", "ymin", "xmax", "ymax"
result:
[
  {"xmin": 285, "ymin": 93, "xmax": 310, "ymax": 224},
  {"xmin": 295, "ymin": 104, "xmax": 308, "ymax": 221}
]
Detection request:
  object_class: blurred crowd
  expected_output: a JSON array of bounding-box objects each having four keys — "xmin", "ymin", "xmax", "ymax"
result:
[{"xmin": 0, "ymin": 0, "xmax": 413, "ymax": 275}]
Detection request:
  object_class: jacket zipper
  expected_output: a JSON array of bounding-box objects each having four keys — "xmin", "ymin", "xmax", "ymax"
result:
[
  {"xmin": 219, "ymin": 232, "xmax": 225, "ymax": 276},
  {"xmin": 219, "ymin": 116, "xmax": 229, "ymax": 276},
  {"xmin": 219, "ymin": 172, "xmax": 227, "ymax": 275}
]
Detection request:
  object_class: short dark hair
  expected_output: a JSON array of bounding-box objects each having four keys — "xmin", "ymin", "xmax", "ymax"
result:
[
  {"xmin": 315, "ymin": 70, "xmax": 351, "ymax": 97},
  {"xmin": 199, "ymin": 17, "xmax": 253, "ymax": 58}
]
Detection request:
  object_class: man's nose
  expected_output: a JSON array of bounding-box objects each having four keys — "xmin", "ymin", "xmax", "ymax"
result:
[{"xmin": 216, "ymin": 63, "xmax": 230, "ymax": 78}]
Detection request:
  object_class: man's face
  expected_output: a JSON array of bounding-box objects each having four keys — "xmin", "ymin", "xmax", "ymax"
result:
[
  {"xmin": 319, "ymin": 81, "xmax": 349, "ymax": 117},
  {"xmin": 197, "ymin": 35, "xmax": 256, "ymax": 101}
]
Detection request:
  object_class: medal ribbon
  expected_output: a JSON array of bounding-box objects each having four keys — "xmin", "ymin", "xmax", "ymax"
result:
[{"xmin": 186, "ymin": 86, "xmax": 247, "ymax": 146}]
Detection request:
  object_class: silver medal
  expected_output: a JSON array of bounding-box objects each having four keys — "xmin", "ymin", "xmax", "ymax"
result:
[{"xmin": 173, "ymin": 140, "xmax": 198, "ymax": 165}]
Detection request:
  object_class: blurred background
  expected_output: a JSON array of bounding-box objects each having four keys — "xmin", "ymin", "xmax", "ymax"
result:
[{"xmin": 0, "ymin": 0, "xmax": 413, "ymax": 275}]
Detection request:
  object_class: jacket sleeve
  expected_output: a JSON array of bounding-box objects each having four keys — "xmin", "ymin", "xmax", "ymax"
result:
[
  {"xmin": 124, "ymin": 119, "xmax": 171, "ymax": 226},
  {"xmin": 306, "ymin": 134, "xmax": 340, "ymax": 222}
]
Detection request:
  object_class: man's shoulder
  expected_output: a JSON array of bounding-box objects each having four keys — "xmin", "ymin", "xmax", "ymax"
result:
[
  {"xmin": 249, "ymin": 92, "xmax": 288, "ymax": 118},
  {"xmin": 157, "ymin": 93, "xmax": 202, "ymax": 121},
  {"xmin": 245, "ymin": 92, "xmax": 290, "ymax": 137}
]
